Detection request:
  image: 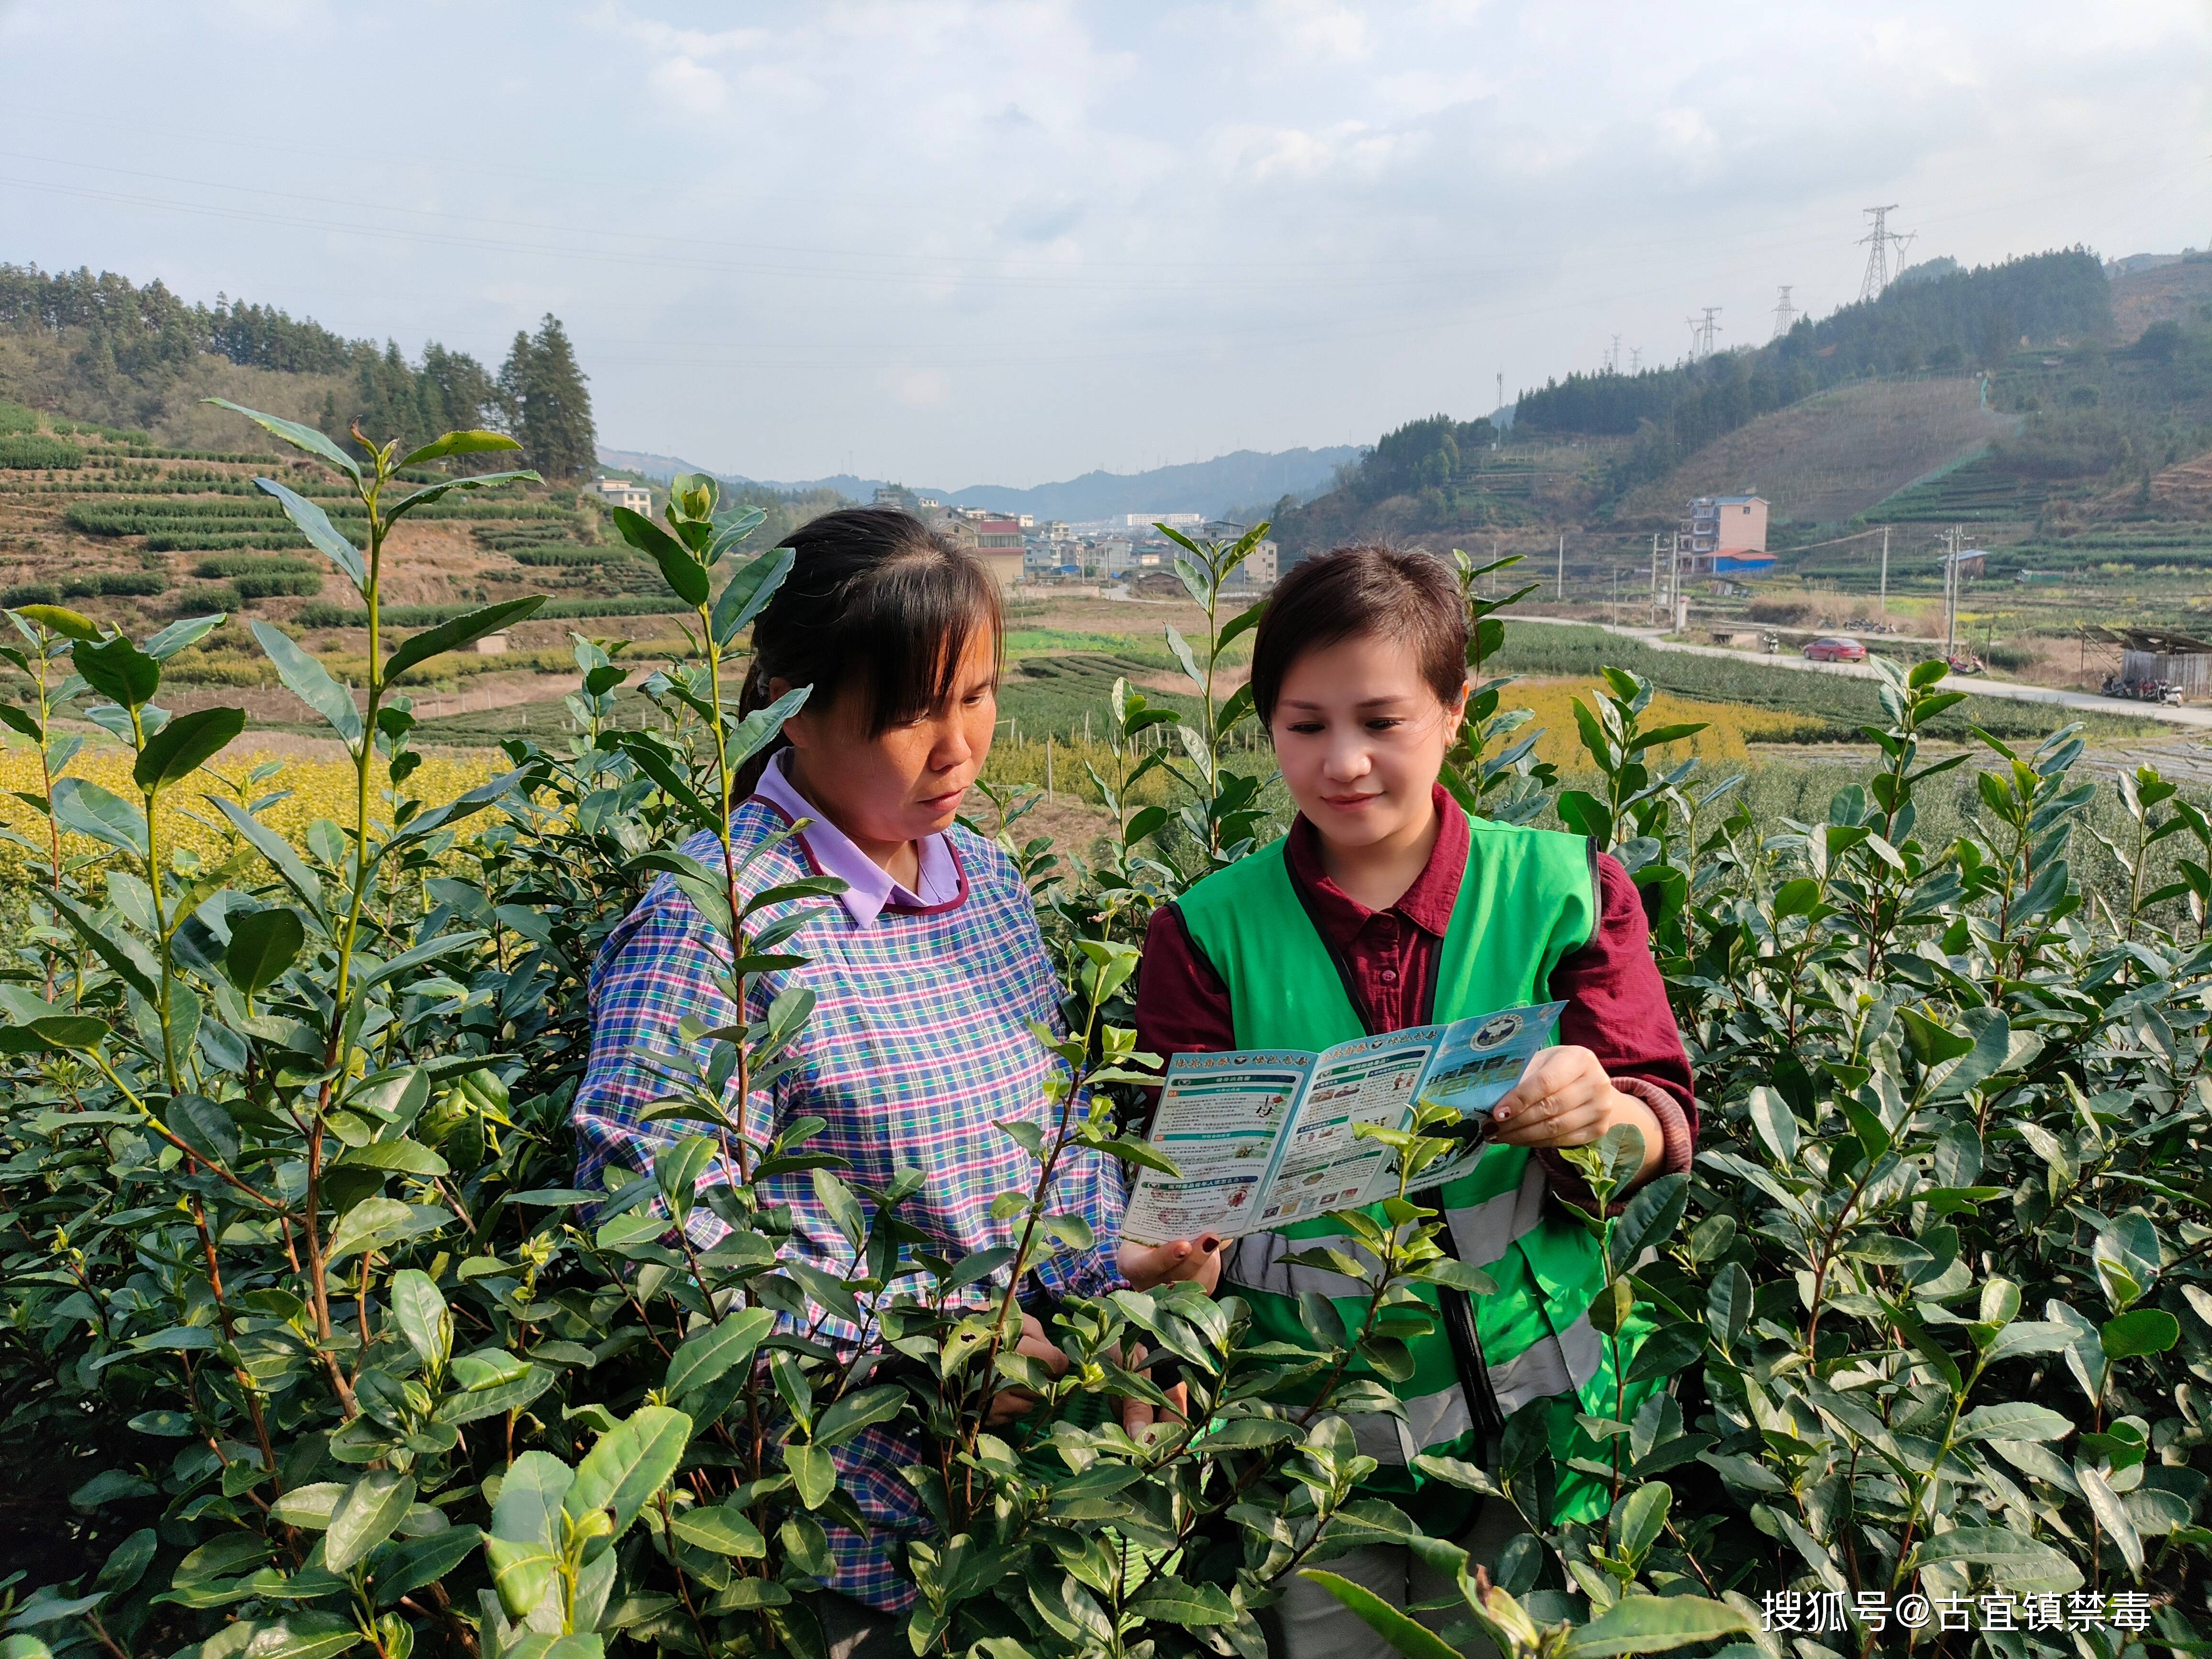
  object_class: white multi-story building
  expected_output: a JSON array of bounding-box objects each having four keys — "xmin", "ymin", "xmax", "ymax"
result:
[{"xmin": 591, "ymin": 477, "xmax": 653, "ymax": 515}]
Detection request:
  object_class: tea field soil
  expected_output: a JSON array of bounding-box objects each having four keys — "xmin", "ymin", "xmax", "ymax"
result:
[{"xmin": 1517, "ymin": 616, "xmax": 2212, "ymax": 731}]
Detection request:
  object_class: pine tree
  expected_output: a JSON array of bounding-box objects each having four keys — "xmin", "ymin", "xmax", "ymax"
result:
[
  {"xmin": 498, "ymin": 314, "xmax": 595, "ymax": 481},
  {"xmin": 418, "ymin": 343, "xmax": 496, "ymax": 437},
  {"xmin": 496, "ymin": 329, "xmax": 532, "ymax": 434}
]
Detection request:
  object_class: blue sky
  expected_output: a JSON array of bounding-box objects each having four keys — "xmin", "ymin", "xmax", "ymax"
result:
[{"xmin": 1, "ymin": 0, "xmax": 2204, "ymax": 485}]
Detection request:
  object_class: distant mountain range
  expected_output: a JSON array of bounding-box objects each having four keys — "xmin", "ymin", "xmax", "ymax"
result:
[{"xmin": 593, "ymin": 444, "xmax": 1363, "ymax": 523}]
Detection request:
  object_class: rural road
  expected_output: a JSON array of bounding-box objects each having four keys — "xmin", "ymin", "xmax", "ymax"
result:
[{"xmin": 1518, "ymin": 616, "xmax": 2212, "ymax": 732}]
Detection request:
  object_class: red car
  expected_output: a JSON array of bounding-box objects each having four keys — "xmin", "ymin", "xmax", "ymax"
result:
[{"xmin": 1803, "ymin": 636, "xmax": 1867, "ymax": 663}]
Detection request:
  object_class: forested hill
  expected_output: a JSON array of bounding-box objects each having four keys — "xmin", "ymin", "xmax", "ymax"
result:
[
  {"xmin": 1519, "ymin": 249, "xmax": 2110, "ymax": 438},
  {"xmin": 0, "ymin": 264, "xmax": 596, "ymax": 478},
  {"xmin": 1514, "ymin": 249, "xmax": 2110, "ymax": 500}
]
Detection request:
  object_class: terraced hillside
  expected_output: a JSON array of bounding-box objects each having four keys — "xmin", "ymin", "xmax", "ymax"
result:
[
  {"xmin": 0, "ymin": 399, "xmax": 696, "ymax": 655},
  {"xmin": 1615, "ymin": 376, "xmax": 2013, "ymax": 527},
  {"xmin": 2109, "ymin": 253, "xmax": 2212, "ymax": 338}
]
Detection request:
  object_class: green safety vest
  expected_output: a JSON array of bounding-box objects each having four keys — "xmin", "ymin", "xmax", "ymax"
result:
[{"xmin": 1175, "ymin": 808, "xmax": 1655, "ymax": 1527}]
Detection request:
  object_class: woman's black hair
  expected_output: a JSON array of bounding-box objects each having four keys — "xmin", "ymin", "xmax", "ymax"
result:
[{"xmin": 734, "ymin": 507, "xmax": 1003, "ymax": 796}]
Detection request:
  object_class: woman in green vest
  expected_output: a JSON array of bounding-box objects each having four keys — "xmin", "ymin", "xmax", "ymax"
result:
[{"xmin": 1136, "ymin": 545, "xmax": 1696, "ymax": 1659}]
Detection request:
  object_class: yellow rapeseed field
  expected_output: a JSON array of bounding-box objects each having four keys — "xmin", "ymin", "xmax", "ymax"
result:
[
  {"xmin": 980, "ymin": 679, "xmax": 1819, "ymax": 792},
  {"xmin": 0, "ymin": 745, "xmax": 496, "ymax": 882},
  {"xmin": 1506, "ymin": 679, "xmax": 1823, "ymax": 767},
  {"xmin": 3, "ymin": 677, "xmax": 1806, "ymax": 885}
]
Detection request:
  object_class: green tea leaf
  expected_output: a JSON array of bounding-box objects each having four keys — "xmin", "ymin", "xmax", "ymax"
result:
[
  {"xmin": 388, "ymin": 1269, "xmax": 451, "ymax": 1373},
  {"xmin": 397, "ymin": 430, "xmax": 522, "ymax": 468},
  {"xmin": 224, "ymin": 907, "xmax": 307, "ymax": 995},
  {"xmin": 2101, "ymin": 1307, "xmax": 2180, "ymax": 1359},
  {"xmin": 325, "ymin": 1471, "xmax": 416, "ymax": 1571},
  {"xmin": 566, "ymin": 1404, "xmax": 692, "ymax": 1538},
  {"xmin": 204, "ymin": 398, "xmax": 361, "ymax": 480},
  {"xmin": 785, "ymin": 1443, "xmax": 836, "ymax": 1510},
  {"xmin": 709, "ymin": 546, "xmax": 793, "ymax": 646},
  {"xmin": 251, "ymin": 476, "xmax": 368, "ymax": 590},
  {"xmin": 72, "ymin": 636, "xmax": 159, "ymax": 710},
  {"xmin": 1957, "ymin": 1402, "xmax": 2072, "ymax": 1443},
  {"xmin": 1126, "ymin": 1579, "xmax": 1237, "ymax": 1626},
  {"xmin": 252, "ymin": 621, "xmax": 362, "ymax": 747},
  {"xmin": 812, "ymin": 1385, "xmax": 904, "ymax": 1450},
  {"xmin": 1298, "ymin": 1571, "xmax": 1461, "ymax": 1659},
  {"xmin": 135, "ymin": 707, "xmax": 245, "ymax": 793},
  {"xmin": 611, "ymin": 506, "xmax": 708, "ymax": 605},
  {"xmin": 16, "ymin": 603, "xmax": 100, "ymax": 642},
  {"xmin": 486, "ymin": 1450, "xmax": 572, "ymax": 1619},
  {"xmin": 668, "ymin": 1505, "xmax": 765, "ymax": 1558},
  {"xmin": 1560, "ymin": 1595, "xmax": 1755, "ymax": 1656},
  {"xmin": 383, "ymin": 598, "xmax": 547, "ymax": 682},
  {"xmin": 51, "ymin": 777, "xmax": 148, "ymax": 856},
  {"xmin": 664, "ymin": 1307, "xmax": 775, "ymax": 1400}
]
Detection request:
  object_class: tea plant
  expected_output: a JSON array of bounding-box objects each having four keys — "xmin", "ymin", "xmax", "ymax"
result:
[{"xmin": 1, "ymin": 417, "xmax": 2207, "ymax": 1659}]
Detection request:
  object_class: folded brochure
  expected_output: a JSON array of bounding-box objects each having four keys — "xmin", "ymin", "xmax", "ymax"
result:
[{"xmin": 1120, "ymin": 1002, "xmax": 1565, "ymax": 1245}]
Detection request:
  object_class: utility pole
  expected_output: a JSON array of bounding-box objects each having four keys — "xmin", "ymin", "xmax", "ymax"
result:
[
  {"xmin": 1668, "ymin": 532, "xmax": 1683, "ymax": 634},
  {"xmin": 1495, "ymin": 370, "xmax": 1504, "ymax": 415},
  {"xmin": 1612, "ymin": 563, "xmax": 1620, "ymax": 627},
  {"xmin": 1649, "ymin": 533, "xmax": 1660, "ymax": 623},
  {"xmin": 1942, "ymin": 526, "xmax": 1960, "ymax": 657},
  {"xmin": 1879, "ymin": 524, "xmax": 1889, "ymax": 618},
  {"xmin": 1771, "ymin": 285, "xmax": 1796, "ymax": 340},
  {"xmin": 1557, "ymin": 531, "xmax": 1565, "ymax": 601}
]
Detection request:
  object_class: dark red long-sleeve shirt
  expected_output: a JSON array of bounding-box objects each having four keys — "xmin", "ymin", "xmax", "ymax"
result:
[{"xmin": 1135, "ymin": 788, "xmax": 1697, "ymax": 1210}]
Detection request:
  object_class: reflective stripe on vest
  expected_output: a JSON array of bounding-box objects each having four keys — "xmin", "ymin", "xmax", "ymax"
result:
[{"xmin": 1220, "ymin": 1156, "xmax": 1598, "ymax": 1461}]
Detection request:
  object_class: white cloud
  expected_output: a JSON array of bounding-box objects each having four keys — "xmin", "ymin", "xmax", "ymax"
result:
[
  {"xmin": 0, "ymin": 0, "xmax": 2202, "ymax": 483},
  {"xmin": 887, "ymin": 366, "xmax": 951, "ymax": 411},
  {"xmin": 646, "ymin": 55, "xmax": 729, "ymax": 117}
]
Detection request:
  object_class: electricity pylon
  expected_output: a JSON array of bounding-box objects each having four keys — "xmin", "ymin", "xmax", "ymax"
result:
[{"xmin": 1857, "ymin": 206, "xmax": 1916, "ymax": 301}]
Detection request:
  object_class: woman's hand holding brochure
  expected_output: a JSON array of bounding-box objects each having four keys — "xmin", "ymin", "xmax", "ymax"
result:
[
  {"xmin": 1118, "ymin": 1235, "xmax": 1224, "ymax": 1293},
  {"xmin": 1490, "ymin": 1043, "xmax": 1664, "ymax": 1183},
  {"xmin": 1120, "ymin": 1002, "xmax": 1569, "ymax": 1246}
]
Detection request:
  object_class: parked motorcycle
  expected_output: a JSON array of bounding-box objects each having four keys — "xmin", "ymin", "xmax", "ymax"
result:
[{"xmin": 2101, "ymin": 674, "xmax": 2185, "ymax": 706}]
